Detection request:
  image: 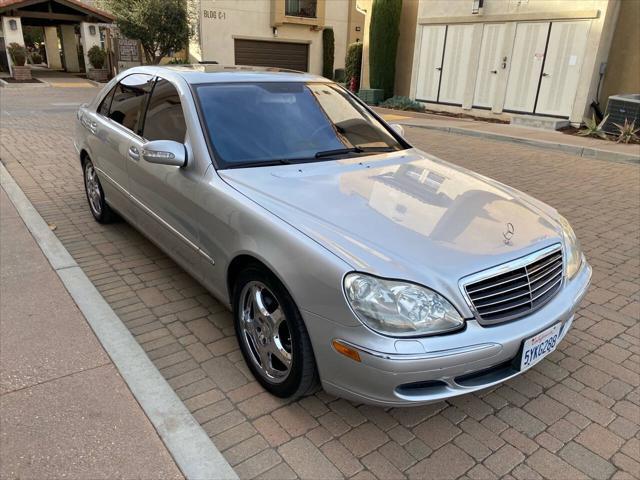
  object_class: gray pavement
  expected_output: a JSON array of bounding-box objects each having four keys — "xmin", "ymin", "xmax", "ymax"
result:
[
  {"xmin": 374, "ymin": 107, "xmax": 640, "ymax": 164},
  {"xmin": 1, "ymin": 81, "xmax": 639, "ymax": 480},
  {"xmin": 0, "ymin": 187, "xmax": 183, "ymax": 480}
]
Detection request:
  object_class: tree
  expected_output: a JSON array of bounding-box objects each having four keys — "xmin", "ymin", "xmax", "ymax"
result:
[
  {"xmin": 369, "ymin": 0, "xmax": 402, "ymax": 99},
  {"xmin": 102, "ymin": 0, "xmax": 188, "ymax": 64},
  {"xmin": 322, "ymin": 28, "xmax": 335, "ymax": 79},
  {"xmin": 345, "ymin": 42, "xmax": 363, "ymax": 92}
]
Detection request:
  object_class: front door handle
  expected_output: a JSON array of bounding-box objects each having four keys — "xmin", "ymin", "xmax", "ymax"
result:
[
  {"xmin": 542, "ymin": 72, "xmax": 550, "ymax": 77},
  {"xmin": 128, "ymin": 146, "xmax": 140, "ymax": 161},
  {"xmin": 490, "ymin": 70, "xmax": 498, "ymax": 74}
]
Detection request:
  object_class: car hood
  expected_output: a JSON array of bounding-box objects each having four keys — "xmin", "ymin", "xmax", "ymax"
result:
[{"xmin": 219, "ymin": 149, "xmax": 563, "ymax": 312}]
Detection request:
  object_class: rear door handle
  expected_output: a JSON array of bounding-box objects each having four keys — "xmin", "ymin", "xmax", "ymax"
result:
[
  {"xmin": 81, "ymin": 115, "xmax": 98, "ymax": 134},
  {"xmin": 128, "ymin": 146, "xmax": 140, "ymax": 161}
]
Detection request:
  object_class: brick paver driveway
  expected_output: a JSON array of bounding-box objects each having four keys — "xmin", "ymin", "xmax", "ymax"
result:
[{"xmin": 1, "ymin": 83, "xmax": 638, "ymax": 480}]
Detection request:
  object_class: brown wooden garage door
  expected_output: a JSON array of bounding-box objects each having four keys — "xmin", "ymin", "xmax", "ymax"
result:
[{"xmin": 234, "ymin": 39, "xmax": 309, "ymax": 72}]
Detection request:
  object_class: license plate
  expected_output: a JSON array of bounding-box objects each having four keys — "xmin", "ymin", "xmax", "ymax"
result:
[{"xmin": 520, "ymin": 323, "xmax": 562, "ymax": 371}]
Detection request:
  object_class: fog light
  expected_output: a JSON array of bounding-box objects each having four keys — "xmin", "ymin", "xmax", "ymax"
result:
[{"xmin": 332, "ymin": 340, "xmax": 361, "ymax": 363}]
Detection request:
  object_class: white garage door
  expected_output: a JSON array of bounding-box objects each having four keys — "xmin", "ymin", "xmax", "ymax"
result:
[
  {"xmin": 535, "ymin": 21, "xmax": 591, "ymax": 117},
  {"xmin": 439, "ymin": 24, "xmax": 476, "ymax": 105},
  {"xmin": 473, "ymin": 23, "xmax": 510, "ymax": 108},
  {"xmin": 415, "ymin": 25, "xmax": 446, "ymax": 102},
  {"xmin": 503, "ymin": 22, "xmax": 550, "ymax": 113}
]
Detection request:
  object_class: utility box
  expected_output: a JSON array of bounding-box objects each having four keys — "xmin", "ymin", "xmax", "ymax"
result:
[
  {"xmin": 357, "ymin": 89, "xmax": 384, "ymax": 105},
  {"xmin": 603, "ymin": 94, "xmax": 640, "ymax": 133}
]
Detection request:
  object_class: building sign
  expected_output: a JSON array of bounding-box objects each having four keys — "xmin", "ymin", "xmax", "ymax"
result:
[
  {"xmin": 203, "ymin": 10, "xmax": 226, "ymax": 20},
  {"xmin": 117, "ymin": 38, "xmax": 141, "ymax": 62}
]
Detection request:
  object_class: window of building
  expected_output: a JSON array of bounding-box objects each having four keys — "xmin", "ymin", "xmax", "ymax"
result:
[{"xmin": 285, "ymin": 0, "xmax": 317, "ymax": 18}]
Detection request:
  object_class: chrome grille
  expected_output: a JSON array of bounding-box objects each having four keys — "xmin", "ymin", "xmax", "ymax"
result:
[{"xmin": 463, "ymin": 246, "xmax": 564, "ymax": 324}]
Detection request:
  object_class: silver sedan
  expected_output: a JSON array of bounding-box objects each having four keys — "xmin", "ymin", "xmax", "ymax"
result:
[{"xmin": 75, "ymin": 65, "xmax": 591, "ymax": 406}]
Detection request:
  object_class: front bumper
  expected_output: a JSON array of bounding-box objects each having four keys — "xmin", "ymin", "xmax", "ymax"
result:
[{"xmin": 304, "ymin": 260, "xmax": 592, "ymax": 407}]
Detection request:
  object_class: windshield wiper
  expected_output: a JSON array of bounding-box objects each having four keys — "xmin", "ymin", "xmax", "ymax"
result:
[
  {"xmin": 230, "ymin": 158, "xmax": 294, "ymax": 168},
  {"xmin": 314, "ymin": 146, "xmax": 396, "ymax": 159}
]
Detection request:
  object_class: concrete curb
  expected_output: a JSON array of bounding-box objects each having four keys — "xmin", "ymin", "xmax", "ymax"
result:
[
  {"xmin": 0, "ymin": 162, "xmax": 238, "ymax": 480},
  {"xmin": 0, "ymin": 78, "xmax": 50, "ymax": 88},
  {"xmin": 398, "ymin": 121, "xmax": 640, "ymax": 165}
]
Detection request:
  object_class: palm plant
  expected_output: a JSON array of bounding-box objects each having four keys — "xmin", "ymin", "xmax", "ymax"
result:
[
  {"xmin": 578, "ymin": 114, "xmax": 609, "ymax": 140},
  {"xmin": 612, "ymin": 118, "xmax": 639, "ymax": 144}
]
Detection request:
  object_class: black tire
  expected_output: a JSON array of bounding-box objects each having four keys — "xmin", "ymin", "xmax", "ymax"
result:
[
  {"xmin": 83, "ymin": 158, "xmax": 116, "ymax": 224},
  {"xmin": 232, "ymin": 264, "xmax": 319, "ymax": 399}
]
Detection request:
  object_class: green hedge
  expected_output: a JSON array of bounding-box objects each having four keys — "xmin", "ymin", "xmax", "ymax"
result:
[
  {"xmin": 345, "ymin": 42, "xmax": 363, "ymax": 91},
  {"xmin": 322, "ymin": 28, "xmax": 335, "ymax": 79},
  {"xmin": 369, "ymin": 0, "xmax": 402, "ymax": 99}
]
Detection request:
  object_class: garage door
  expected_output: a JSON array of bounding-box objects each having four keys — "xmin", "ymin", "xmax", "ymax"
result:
[{"xmin": 234, "ymin": 39, "xmax": 309, "ymax": 72}]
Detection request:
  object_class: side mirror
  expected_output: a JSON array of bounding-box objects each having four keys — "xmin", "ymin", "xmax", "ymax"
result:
[
  {"xmin": 389, "ymin": 123, "xmax": 405, "ymax": 137},
  {"xmin": 142, "ymin": 140, "xmax": 187, "ymax": 167}
]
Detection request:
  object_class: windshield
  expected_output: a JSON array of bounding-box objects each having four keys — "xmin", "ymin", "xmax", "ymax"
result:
[{"xmin": 194, "ymin": 82, "xmax": 406, "ymax": 168}]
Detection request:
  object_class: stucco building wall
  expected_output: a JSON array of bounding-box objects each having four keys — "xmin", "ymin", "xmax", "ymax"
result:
[
  {"xmin": 599, "ymin": 0, "xmax": 640, "ymax": 105},
  {"xmin": 195, "ymin": 0, "xmax": 352, "ymax": 75}
]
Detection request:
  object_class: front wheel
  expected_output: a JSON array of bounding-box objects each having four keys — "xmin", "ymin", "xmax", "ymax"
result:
[
  {"xmin": 233, "ymin": 265, "xmax": 319, "ymax": 398},
  {"xmin": 83, "ymin": 158, "xmax": 115, "ymax": 224}
]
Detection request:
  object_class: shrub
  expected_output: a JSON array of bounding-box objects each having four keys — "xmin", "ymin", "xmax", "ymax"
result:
[
  {"xmin": 578, "ymin": 114, "xmax": 608, "ymax": 140},
  {"xmin": 87, "ymin": 45, "xmax": 107, "ymax": 69},
  {"xmin": 379, "ymin": 96, "xmax": 425, "ymax": 112},
  {"xmin": 345, "ymin": 42, "xmax": 363, "ymax": 91},
  {"xmin": 30, "ymin": 52, "xmax": 43, "ymax": 64},
  {"xmin": 322, "ymin": 28, "xmax": 335, "ymax": 79},
  {"xmin": 369, "ymin": 0, "xmax": 402, "ymax": 99},
  {"xmin": 167, "ymin": 57, "xmax": 187, "ymax": 64},
  {"xmin": 613, "ymin": 118, "xmax": 639, "ymax": 144},
  {"xmin": 8, "ymin": 43, "xmax": 27, "ymax": 66}
]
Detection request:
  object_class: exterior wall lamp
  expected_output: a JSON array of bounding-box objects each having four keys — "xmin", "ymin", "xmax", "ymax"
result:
[
  {"xmin": 89, "ymin": 25, "xmax": 97, "ymax": 35},
  {"xmin": 9, "ymin": 19, "xmax": 18, "ymax": 31},
  {"xmin": 472, "ymin": 0, "xmax": 484, "ymax": 15}
]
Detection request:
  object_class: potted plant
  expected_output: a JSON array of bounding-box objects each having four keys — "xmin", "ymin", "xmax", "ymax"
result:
[
  {"xmin": 7, "ymin": 43, "xmax": 31, "ymax": 81},
  {"xmin": 87, "ymin": 45, "xmax": 109, "ymax": 82}
]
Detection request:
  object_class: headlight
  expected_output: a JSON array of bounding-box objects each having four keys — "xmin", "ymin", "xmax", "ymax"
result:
[
  {"xmin": 558, "ymin": 215, "xmax": 583, "ymax": 279},
  {"xmin": 344, "ymin": 273, "xmax": 464, "ymax": 337}
]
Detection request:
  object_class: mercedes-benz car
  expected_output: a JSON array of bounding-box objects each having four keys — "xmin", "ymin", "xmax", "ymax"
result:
[{"xmin": 74, "ymin": 65, "xmax": 591, "ymax": 406}]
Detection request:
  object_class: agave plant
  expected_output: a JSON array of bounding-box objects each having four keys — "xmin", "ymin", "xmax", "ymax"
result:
[
  {"xmin": 578, "ymin": 114, "xmax": 609, "ymax": 140},
  {"xmin": 612, "ymin": 118, "xmax": 639, "ymax": 144}
]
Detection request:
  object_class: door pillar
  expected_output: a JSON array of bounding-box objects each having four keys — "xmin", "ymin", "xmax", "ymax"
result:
[
  {"xmin": 1, "ymin": 16, "xmax": 25, "ymax": 76},
  {"xmin": 79, "ymin": 22, "xmax": 101, "ymax": 72},
  {"xmin": 60, "ymin": 24, "xmax": 80, "ymax": 72},
  {"xmin": 43, "ymin": 26, "xmax": 62, "ymax": 70}
]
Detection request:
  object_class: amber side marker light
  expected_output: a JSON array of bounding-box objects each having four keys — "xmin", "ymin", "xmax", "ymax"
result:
[{"xmin": 332, "ymin": 340, "xmax": 361, "ymax": 362}]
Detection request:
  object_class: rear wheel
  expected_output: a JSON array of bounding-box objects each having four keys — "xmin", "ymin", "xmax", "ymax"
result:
[
  {"xmin": 233, "ymin": 265, "xmax": 319, "ymax": 398},
  {"xmin": 83, "ymin": 158, "xmax": 115, "ymax": 224}
]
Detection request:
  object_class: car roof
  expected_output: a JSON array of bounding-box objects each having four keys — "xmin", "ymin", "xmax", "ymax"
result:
[{"xmin": 128, "ymin": 64, "xmax": 331, "ymax": 84}]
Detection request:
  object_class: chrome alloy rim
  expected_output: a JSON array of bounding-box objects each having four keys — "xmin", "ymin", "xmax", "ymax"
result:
[
  {"xmin": 84, "ymin": 163, "xmax": 102, "ymax": 216},
  {"xmin": 239, "ymin": 281, "xmax": 292, "ymax": 383}
]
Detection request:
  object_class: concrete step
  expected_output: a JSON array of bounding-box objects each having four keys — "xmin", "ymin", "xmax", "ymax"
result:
[{"xmin": 510, "ymin": 114, "xmax": 570, "ymax": 130}]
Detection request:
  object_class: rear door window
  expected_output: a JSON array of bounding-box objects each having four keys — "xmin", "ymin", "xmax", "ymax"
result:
[
  {"xmin": 97, "ymin": 86, "xmax": 116, "ymax": 117},
  {"xmin": 142, "ymin": 78, "xmax": 187, "ymax": 143},
  {"xmin": 108, "ymin": 74, "xmax": 154, "ymax": 134}
]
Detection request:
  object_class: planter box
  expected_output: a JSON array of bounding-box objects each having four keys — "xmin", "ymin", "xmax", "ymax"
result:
[
  {"xmin": 88, "ymin": 68, "xmax": 109, "ymax": 82},
  {"xmin": 357, "ymin": 89, "xmax": 385, "ymax": 106},
  {"xmin": 12, "ymin": 65, "xmax": 32, "ymax": 81}
]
